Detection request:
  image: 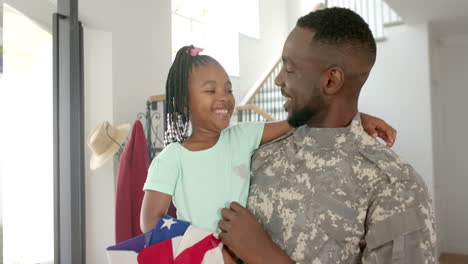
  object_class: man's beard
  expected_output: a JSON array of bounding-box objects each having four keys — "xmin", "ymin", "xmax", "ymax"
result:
[
  {"xmin": 287, "ymin": 93, "xmax": 326, "ymax": 128},
  {"xmin": 287, "ymin": 107, "xmax": 314, "ymax": 127}
]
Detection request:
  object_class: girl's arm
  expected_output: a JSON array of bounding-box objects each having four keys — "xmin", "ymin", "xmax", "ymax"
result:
[
  {"xmin": 260, "ymin": 121, "xmax": 292, "ymax": 145},
  {"xmin": 260, "ymin": 113, "xmax": 397, "ymax": 146},
  {"xmin": 140, "ymin": 190, "xmax": 172, "ymax": 233}
]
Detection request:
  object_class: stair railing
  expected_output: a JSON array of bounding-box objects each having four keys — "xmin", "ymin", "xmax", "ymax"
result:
[
  {"xmin": 236, "ymin": 58, "xmax": 284, "ymax": 122},
  {"xmin": 326, "ymin": 0, "xmax": 403, "ymax": 40}
]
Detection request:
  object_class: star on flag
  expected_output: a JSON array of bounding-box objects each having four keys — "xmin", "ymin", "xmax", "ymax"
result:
[{"xmin": 160, "ymin": 217, "xmax": 177, "ymax": 230}]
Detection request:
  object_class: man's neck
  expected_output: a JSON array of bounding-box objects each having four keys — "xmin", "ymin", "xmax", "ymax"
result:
[{"xmin": 306, "ymin": 104, "xmax": 358, "ymax": 128}]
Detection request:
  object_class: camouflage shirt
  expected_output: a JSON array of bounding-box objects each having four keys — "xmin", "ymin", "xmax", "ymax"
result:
[{"xmin": 248, "ymin": 115, "xmax": 436, "ymax": 264}]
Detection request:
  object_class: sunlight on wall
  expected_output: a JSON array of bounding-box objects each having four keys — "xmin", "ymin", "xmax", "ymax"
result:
[
  {"xmin": 171, "ymin": 0, "xmax": 260, "ymax": 76},
  {"xmin": 300, "ymin": 0, "xmax": 324, "ymax": 14},
  {"xmin": 0, "ymin": 5, "xmax": 54, "ymax": 264}
]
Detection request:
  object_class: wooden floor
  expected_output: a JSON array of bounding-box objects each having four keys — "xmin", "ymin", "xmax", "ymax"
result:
[{"xmin": 440, "ymin": 253, "xmax": 468, "ymax": 264}]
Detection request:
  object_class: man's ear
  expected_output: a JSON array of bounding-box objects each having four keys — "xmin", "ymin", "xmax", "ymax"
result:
[{"xmin": 322, "ymin": 66, "xmax": 345, "ymax": 96}]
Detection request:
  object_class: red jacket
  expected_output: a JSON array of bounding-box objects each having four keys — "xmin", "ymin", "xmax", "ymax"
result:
[{"xmin": 115, "ymin": 120, "xmax": 148, "ymax": 243}]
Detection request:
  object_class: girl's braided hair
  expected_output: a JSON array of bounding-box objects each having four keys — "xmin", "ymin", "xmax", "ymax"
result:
[{"xmin": 164, "ymin": 45, "xmax": 219, "ymax": 146}]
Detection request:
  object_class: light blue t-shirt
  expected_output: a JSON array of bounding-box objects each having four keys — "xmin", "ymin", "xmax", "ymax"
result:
[{"xmin": 143, "ymin": 122, "xmax": 265, "ymax": 232}]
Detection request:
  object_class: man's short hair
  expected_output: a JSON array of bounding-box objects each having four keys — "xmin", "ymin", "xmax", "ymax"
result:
[{"xmin": 297, "ymin": 7, "xmax": 377, "ymax": 60}]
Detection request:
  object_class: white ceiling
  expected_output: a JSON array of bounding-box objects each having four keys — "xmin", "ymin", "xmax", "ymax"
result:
[
  {"xmin": 432, "ymin": 18, "xmax": 468, "ymax": 38},
  {"xmin": 2, "ymin": 0, "xmax": 116, "ymax": 31},
  {"xmin": 5, "ymin": 0, "xmax": 468, "ymax": 36},
  {"xmin": 78, "ymin": 0, "xmax": 116, "ymax": 30},
  {"xmin": 386, "ymin": 0, "xmax": 468, "ymax": 25},
  {"xmin": 386, "ymin": 0, "xmax": 468, "ymax": 38},
  {"xmin": 3, "ymin": 0, "xmax": 56, "ymax": 31}
]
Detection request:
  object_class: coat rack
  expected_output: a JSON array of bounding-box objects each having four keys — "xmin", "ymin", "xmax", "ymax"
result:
[{"xmin": 137, "ymin": 95, "xmax": 166, "ymax": 162}]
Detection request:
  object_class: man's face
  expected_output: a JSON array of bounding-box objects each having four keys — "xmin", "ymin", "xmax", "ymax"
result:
[{"xmin": 275, "ymin": 27, "xmax": 327, "ymax": 128}]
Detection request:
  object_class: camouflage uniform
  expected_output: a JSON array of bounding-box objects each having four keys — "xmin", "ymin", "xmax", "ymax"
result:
[{"xmin": 248, "ymin": 115, "xmax": 436, "ymax": 263}]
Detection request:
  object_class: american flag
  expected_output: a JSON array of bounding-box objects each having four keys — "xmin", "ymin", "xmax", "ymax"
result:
[{"xmin": 106, "ymin": 216, "xmax": 224, "ymax": 264}]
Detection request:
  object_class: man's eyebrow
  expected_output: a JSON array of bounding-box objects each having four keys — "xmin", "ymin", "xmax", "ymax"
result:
[{"xmin": 282, "ymin": 56, "xmax": 296, "ymax": 67}]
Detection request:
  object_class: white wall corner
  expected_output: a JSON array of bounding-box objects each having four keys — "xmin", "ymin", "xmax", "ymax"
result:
[{"xmin": 83, "ymin": 27, "xmax": 116, "ymax": 264}]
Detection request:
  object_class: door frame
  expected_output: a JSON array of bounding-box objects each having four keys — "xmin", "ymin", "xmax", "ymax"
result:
[{"xmin": 53, "ymin": 0, "xmax": 85, "ymax": 262}]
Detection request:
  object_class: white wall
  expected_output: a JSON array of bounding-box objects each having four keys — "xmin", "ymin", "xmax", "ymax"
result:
[
  {"xmin": 0, "ymin": 159, "xmax": 2, "ymax": 227},
  {"xmin": 359, "ymin": 23, "xmax": 435, "ymax": 196},
  {"xmin": 362, "ymin": 21, "xmax": 468, "ymax": 255},
  {"xmin": 0, "ymin": 15, "xmax": 2, "ymax": 223},
  {"xmin": 111, "ymin": 0, "xmax": 172, "ymax": 126},
  {"xmin": 230, "ymin": 75, "xmax": 241, "ymax": 103},
  {"xmin": 80, "ymin": 1, "xmax": 172, "ymax": 263},
  {"xmin": 238, "ymin": 0, "xmax": 289, "ymax": 101},
  {"xmin": 0, "ymin": 17, "xmax": 2, "ymax": 225},
  {"xmin": 83, "ymin": 28, "xmax": 116, "ymax": 264},
  {"xmin": 431, "ymin": 33, "xmax": 468, "ymax": 254},
  {"xmin": 287, "ymin": 0, "xmax": 324, "ymax": 31}
]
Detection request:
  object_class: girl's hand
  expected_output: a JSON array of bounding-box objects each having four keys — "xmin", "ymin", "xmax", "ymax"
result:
[{"xmin": 360, "ymin": 113, "xmax": 397, "ymax": 147}]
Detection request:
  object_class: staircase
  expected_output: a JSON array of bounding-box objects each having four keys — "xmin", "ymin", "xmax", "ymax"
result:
[
  {"xmin": 237, "ymin": 59, "xmax": 285, "ymax": 122},
  {"xmin": 327, "ymin": 0, "xmax": 403, "ymax": 40},
  {"xmin": 236, "ymin": 0, "xmax": 403, "ymax": 122}
]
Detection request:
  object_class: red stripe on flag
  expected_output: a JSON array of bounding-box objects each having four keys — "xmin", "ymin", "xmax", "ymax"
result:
[
  {"xmin": 137, "ymin": 239, "xmax": 174, "ymax": 263},
  {"xmin": 174, "ymin": 234, "xmax": 221, "ymax": 264}
]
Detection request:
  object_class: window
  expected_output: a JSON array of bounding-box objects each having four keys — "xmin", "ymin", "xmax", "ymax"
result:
[
  {"xmin": 0, "ymin": 5, "xmax": 54, "ymax": 263},
  {"xmin": 171, "ymin": 0, "xmax": 259, "ymax": 76}
]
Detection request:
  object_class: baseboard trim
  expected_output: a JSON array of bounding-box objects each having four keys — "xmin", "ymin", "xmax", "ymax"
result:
[{"xmin": 439, "ymin": 253, "xmax": 468, "ymax": 264}]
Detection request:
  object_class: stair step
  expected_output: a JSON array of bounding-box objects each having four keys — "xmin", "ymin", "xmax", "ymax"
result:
[
  {"xmin": 252, "ymin": 98, "xmax": 284, "ymax": 105},
  {"xmin": 263, "ymin": 105, "xmax": 286, "ymax": 112},
  {"xmin": 237, "ymin": 104, "xmax": 287, "ymax": 118},
  {"xmin": 237, "ymin": 111, "xmax": 287, "ymax": 122},
  {"xmin": 238, "ymin": 104, "xmax": 285, "ymax": 113},
  {"xmin": 255, "ymin": 88, "xmax": 282, "ymax": 97},
  {"xmin": 383, "ymin": 21, "xmax": 404, "ymax": 28},
  {"xmin": 375, "ymin": 36, "xmax": 387, "ymax": 42}
]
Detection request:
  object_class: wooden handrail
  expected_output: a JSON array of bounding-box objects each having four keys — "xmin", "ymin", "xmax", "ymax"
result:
[
  {"xmin": 149, "ymin": 94, "xmax": 166, "ymax": 102},
  {"xmin": 148, "ymin": 95, "xmax": 274, "ymax": 121},
  {"xmin": 235, "ymin": 104, "xmax": 276, "ymax": 122},
  {"xmin": 314, "ymin": 2, "xmax": 326, "ymax": 10}
]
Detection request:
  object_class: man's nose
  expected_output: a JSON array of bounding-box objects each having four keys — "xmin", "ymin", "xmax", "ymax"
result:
[{"xmin": 275, "ymin": 70, "xmax": 284, "ymax": 87}]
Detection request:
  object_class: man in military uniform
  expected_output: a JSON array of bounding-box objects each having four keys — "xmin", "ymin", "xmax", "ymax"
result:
[{"xmin": 218, "ymin": 7, "xmax": 436, "ymax": 264}]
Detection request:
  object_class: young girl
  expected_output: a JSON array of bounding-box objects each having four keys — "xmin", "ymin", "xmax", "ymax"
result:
[{"xmin": 140, "ymin": 45, "xmax": 395, "ymax": 237}]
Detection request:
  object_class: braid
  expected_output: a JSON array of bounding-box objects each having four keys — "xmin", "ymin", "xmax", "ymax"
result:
[{"xmin": 164, "ymin": 45, "xmax": 219, "ymax": 146}]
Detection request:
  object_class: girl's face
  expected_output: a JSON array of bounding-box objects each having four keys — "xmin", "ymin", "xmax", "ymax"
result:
[{"xmin": 188, "ymin": 62, "xmax": 235, "ymax": 133}]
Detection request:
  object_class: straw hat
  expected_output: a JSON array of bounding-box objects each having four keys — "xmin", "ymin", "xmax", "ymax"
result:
[{"xmin": 87, "ymin": 121, "xmax": 131, "ymax": 170}]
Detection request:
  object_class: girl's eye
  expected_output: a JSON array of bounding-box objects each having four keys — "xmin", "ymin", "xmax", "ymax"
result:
[
  {"xmin": 228, "ymin": 90, "xmax": 233, "ymax": 94},
  {"xmin": 205, "ymin": 90, "xmax": 215, "ymax": 94},
  {"xmin": 285, "ymin": 69, "xmax": 293, "ymax": 74}
]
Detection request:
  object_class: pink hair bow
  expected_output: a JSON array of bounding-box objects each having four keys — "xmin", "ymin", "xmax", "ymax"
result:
[{"xmin": 188, "ymin": 47, "xmax": 204, "ymax": 56}]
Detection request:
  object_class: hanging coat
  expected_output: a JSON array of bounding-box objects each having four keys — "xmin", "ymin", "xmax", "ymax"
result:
[{"xmin": 115, "ymin": 120, "xmax": 149, "ymax": 243}]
